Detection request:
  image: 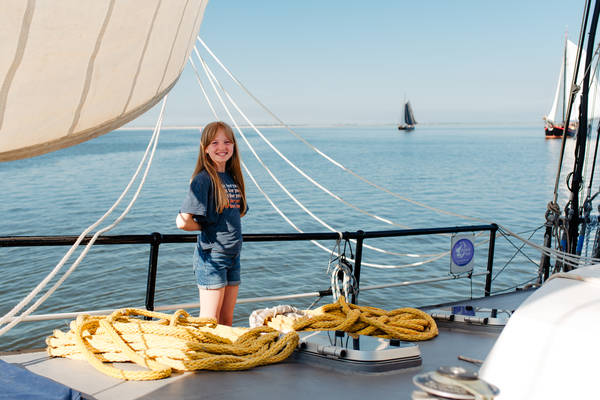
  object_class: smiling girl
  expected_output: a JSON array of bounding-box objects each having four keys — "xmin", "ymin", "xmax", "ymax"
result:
[{"xmin": 176, "ymin": 121, "xmax": 248, "ymax": 325}]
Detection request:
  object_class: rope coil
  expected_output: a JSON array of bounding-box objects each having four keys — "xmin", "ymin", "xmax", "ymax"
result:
[
  {"xmin": 47, "ymin": 300, "xmax": 438, "ymax": 380},
  {"xmin": 47, "ymin": 308, "xmax": 299, "ymax": 381},
  {"xmin": 293, "ymin": 296, "xmax": 438, "ymax": 341}
]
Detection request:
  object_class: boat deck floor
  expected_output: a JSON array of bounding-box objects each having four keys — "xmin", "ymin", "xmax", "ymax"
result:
[{"xmin": 0, "ymin": 290, "xmax": 534, "ymax": 400}]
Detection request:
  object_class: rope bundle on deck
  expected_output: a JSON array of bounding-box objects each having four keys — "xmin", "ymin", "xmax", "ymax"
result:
[
  {"xmin": 293, "ymin": 296, "xmax": 438, "ymax": 341},
  {"xmin": 46, "ymin": 299, "xmax": 437, "ymax": 381},
  {"xmin": 46, "ymin": 308, "xmax": 299, "ymax": 381}
]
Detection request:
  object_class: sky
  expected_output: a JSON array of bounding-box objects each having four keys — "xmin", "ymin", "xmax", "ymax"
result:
[{"xmin": 132, "ymin": 0, "xmax": 586, "ymax": 126}]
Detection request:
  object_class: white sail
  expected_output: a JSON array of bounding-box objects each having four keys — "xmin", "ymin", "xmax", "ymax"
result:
[
  {"xmin": 588, "ymin": 65, "xmax": 600, "ymax": 119},
  {"xmin": 0, "ymin": 0, "xmax": 208, "ymax": 162},
  {"xmin": 546, "ymin": 39, "xmax": 600, "ymax": 124}
]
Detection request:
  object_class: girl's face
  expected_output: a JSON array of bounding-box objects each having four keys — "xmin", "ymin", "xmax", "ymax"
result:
[{"xmin": 205, "ymin": 129, "xmax": 234, "ymax": 172}]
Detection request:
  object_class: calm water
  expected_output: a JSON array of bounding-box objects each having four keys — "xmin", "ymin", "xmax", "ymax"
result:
[{"xmin": 0, "ymin": 125, "xmax": 592, "ymax": 350}]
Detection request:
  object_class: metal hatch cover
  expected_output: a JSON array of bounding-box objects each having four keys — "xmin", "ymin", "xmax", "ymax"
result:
[{"xmin": 291, "ymin": 330, "xmax": 422, "ymax": 373}]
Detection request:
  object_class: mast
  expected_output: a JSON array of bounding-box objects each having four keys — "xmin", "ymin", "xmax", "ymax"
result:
[
  {"xmin": 562, "ymin": 30, "xmax": 568, "ymax": 126},
  {"xmin": 566, "ymin": 0, "xmax": 600, "ymax": 262},
  {"xmin": 540, "ymin": 0, "xmax": 592, "ymax": 279}
]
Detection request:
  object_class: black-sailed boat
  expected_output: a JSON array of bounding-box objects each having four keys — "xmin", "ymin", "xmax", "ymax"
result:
[{"xmin": 398, "ymin": 101, "xmax": 417, "ymax": 131}]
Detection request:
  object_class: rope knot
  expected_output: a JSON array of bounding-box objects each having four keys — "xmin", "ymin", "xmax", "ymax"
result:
[{"xmin": 169, "ymin": 309, "xmax": 190, "ymax": 326}]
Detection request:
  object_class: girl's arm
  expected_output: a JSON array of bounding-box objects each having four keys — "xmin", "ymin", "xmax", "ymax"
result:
[{"xmin": 176, "ymin": 212, "xmax": 202, "ymax": 231}]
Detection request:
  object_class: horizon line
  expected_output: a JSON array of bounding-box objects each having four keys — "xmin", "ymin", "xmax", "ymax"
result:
[{"xmin": 120, "ymin": 121, "xmax": 542, "ymax": 130}]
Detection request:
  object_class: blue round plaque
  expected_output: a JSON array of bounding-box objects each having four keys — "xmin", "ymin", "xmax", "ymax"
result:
[{"xmin": 451, "ymin": 238, "xmax": 474, "ymax": 266}]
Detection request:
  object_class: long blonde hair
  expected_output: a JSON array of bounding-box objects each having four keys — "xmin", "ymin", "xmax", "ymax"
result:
[{"xmin": 191, "ymin": 121, "xmax": 247, "ymax": 216}]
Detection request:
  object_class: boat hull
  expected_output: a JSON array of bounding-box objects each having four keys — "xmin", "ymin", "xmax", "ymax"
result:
[
  {"xmin": 544, "ymin": 124, "xmax": 575, "ymax": 138},
  {"xmin": 397, "ymin": 125, "xmax": 415, "ymax": 131}
]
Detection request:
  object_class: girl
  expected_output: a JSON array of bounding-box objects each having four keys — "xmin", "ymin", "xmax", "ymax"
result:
[{"xmin": 176, "ymin": 121, "xmax": 248, "ymax": 326}]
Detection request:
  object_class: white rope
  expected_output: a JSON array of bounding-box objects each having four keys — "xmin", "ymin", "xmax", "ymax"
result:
[
  {"xmin": 195, "ymin": 42, "xmax": 596, "ymax": 271},
  {"xmin": 6, "ymin": 270, "xmax": 491, "ymax": 324},
  {"xmin": 579, "ymin": 48, "xmax": 600, "ymax": 205},
  {"xmin": 193, "ymin": 50, "xmax": 461, "ymax": 268},
  {"xmin": 545, "ymin": 271, "xmax": 600, "ymax": 286},
  {"xmin": 0, "ymin": 97, "xmax": 168, "ymax": 336},
  {"xmin": 193, "ymin": 49, "xmax": 353, "ymax": 258},
  {"xmin": 189, "ymin": 48, "xmax": 348, "ymax": 260},
  {"xmin": 498, "ymin": 225, "xmax": 600, "ymax": 269},
  {"xmin": 195, "ymin": 37, "xmax": 600, "ymax": 270},
  {"xmin": 194, "ymin": 45, "xmax": 413, "ymax": 231},
  {"xmin": 192, "ymin": 48, "xmax": 458, "ymax": 261},
  {"xmin": 194, "ymin": 44, "xmax": 591, "ymax": 271},
  {"xmin": 360, "ymin": 272, "xmax": 489, "ymax": 292},
  {"xmin": 243, "ymin": 140, "xmax": 462, "ymax": 268},
  {"xmin": 197, "ymin": 37, "xmax": 487, "ymax": 224},
  {"xmin": 192, "ymin": 48, "xmax": 501, "ymax": 269},
  {"xmin": 188, "ymin": 56, "xmax": 219, "ymax": 120}
]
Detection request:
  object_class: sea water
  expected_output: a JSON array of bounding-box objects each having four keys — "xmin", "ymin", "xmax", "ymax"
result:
[{"xmin": 0, "ymin": 125, "xmax": 592, "ymax": 350}]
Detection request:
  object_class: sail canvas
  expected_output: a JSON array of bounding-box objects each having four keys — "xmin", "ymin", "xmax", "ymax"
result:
[
  {"xmin": 546, "ymin": 39, "xmax": 600, "ymax": 125},
  {"xmin": 0, "ymin": 0, "xmax": 209, "ymax": 162}
]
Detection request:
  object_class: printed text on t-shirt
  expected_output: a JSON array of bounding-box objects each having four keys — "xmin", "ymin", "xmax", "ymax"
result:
[{"xmin": 223, "ymin": 183, "xmax": 241, "ymax": 209}]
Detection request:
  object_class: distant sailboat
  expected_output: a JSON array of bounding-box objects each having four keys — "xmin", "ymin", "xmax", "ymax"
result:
[
  {"xmin": 397, "ymin": 101, "xmax": 417, "ymax": 131},
  {"xmin": 544, "ymin": 37, "xmax": 600, "ymax": 138}
]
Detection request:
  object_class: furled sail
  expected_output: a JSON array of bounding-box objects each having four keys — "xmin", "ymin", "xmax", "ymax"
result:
[
  {"xmin": 0, "ymin": 0, "xmax": 208, "ymax": 162},
  {"xmin": 546, "ymin": 39, "xmax": 600, "ymax": 125}
]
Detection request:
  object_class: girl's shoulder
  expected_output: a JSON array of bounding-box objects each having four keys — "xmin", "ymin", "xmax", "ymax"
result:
[{"xmin": 191, "ymin": 170, "xmax": 212, "ymax": 187}]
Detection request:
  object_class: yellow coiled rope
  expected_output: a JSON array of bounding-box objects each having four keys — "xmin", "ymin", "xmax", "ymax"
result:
[
  {"xmin": 46, "ymin": 308, "xmax": 299, "ymax": 381},
  {"xmin": 293, "ymin": 296, "xmax": 438, "ymax": 341},
  {"xmin": 46, "ymin": 298, "xmax": 437, "ymax": 380}
]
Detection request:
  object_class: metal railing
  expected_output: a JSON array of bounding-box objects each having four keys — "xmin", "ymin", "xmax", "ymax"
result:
[{"xmin": 0, "ymin": 224, "xmax": 498, "ymax": 317}]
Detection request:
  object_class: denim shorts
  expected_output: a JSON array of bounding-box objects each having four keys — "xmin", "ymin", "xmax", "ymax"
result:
[{"xmin": 193, "ymin": 247, "xmax": 241, "ymax": 289}]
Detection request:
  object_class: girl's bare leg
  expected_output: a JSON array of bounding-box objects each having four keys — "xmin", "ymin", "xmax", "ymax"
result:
[
  {"xmin": 219, "ymin": 285, "xmax": 239, "ymax": 326},
  {"xmin": 198, "ymin": 287, "xmax": 225, "ymax": 320}
]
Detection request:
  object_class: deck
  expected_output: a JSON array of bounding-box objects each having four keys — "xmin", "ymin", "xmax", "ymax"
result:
[{"xmin": 0, "ymin": 290, "xmax": 533, "ymax": 400}]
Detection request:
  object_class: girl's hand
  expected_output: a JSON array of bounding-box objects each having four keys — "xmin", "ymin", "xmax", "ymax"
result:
[{"xmin": 176, "ymin": 212, "xmax": 201, "ymax": 231}]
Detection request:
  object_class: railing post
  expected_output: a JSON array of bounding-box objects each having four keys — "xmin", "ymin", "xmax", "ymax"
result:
[
  {"xmin": 484, "ymin": 224, "xmax": 498, "ymax": 296},
  {"xmin": 351, "ymin": 230, "xmax": 365, "ymax": 305},
  {"xmin": 145, "ymin": 232, "xmax": 162, "ymax": 315}
]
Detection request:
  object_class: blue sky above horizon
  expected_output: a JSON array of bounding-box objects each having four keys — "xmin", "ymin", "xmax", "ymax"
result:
[{"xmin": 132, "ymin": 0, "xmax": 586, "ymax": 126}]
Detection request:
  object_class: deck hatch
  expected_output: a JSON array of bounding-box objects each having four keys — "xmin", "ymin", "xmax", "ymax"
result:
[{"xmin": 291, "ymin": 330, "xmax": 422, "ymax": 373}]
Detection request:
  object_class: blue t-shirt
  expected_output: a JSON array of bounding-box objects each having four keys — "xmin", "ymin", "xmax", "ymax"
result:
[{"xmin": 180, "ymin": 170, "xmax": 244, "ymax": 254}]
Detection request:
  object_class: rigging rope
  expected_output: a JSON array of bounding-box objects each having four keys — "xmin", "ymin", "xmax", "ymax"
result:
[
  {"xmin": 0, "ymin": 97, "xmax": 168, "ymax": 336},
  {"xmin": 197, "ymin": 37, "xmax": 487, "ymax": 224},
  {"xmin": 192, "ymin": 48, "xmax": 461, "ymax": 268},
  {"xmin": 192, "ymin": 46, "xmax": 416, "ymax": 238},
  {"xmin": 493, "ymin": 226, "xmax": 543, "ymax": 283},
  {"xmin": 188, "ymin": 57, "xmax": 219, "ymax": 120},
  {"xmin": 194, "ymin": 40, "xmax": 600, "ymax": 270},
  {"xmin": 579, "ymin": 43, "xmax": 600, "ymax": 204},
  {"xmin": 552, "ymin": 0, "xmax": 592, "ymax": 204}
]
